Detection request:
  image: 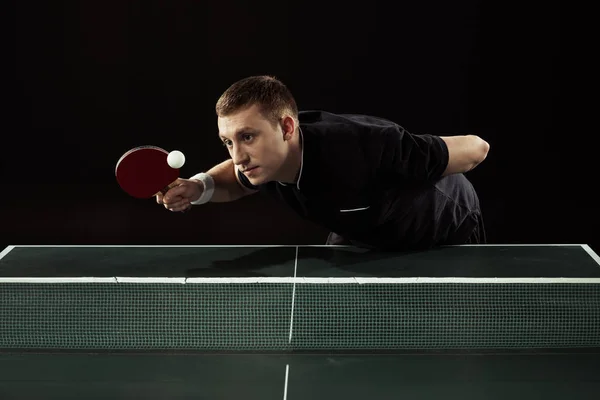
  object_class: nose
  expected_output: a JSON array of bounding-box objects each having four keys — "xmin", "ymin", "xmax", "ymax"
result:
[{"xmin": 230, "ymin": 144, "xmax": 249, "ymax": 167}]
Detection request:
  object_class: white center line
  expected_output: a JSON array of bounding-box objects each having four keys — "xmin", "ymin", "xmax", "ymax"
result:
[
  {"xmin": 289, "ymin": 246, "xmax": 298, "ymax": 344},
  {"xmin": 283, "ymin": 364, "xmax": 290, "ymax": 400}
]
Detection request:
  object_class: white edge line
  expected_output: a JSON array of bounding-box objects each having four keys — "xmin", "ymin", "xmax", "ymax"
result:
[
  {"xmin": 7, "ymin": 244, "xmax": 341, "ymax": 248},
  {"xmin": 451, "ymin": 244, "xmax": 585, "ymax": 247},
  {"xmin": 582, "ymin": 245, "xmax": 600, "ymax": 266},
  {"xmin": 6, "ymin": 244, "xmax": 588, "ymax": 248},
  {"xmin": 0, "ymin": 246, "xmax": 15, "ymax": 260},
  {"xmin": 288, "ymin": 247, "xmax": 298, "ymax": 344},
  {"xmin": 0, "ymin": 277, "xmax": 118, "ymax": 283},
  {"xmin": 116, "ymin": 277, "xmax": 187, "ymax": 284},
  {"xmin": 1, "ymin": 277, "xmax": 600, "ymax": 283},
  {"xmin": 283, "ymin": 364, "xmax": 289, "ymax": 400}
]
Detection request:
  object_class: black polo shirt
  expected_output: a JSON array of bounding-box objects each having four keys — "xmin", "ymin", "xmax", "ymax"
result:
[{"xmin": 237, "ymin": 110, "xmax": 483, "ymax": 250}]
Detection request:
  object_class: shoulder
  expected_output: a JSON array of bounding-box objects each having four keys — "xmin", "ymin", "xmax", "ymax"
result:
[
  {"xmin": 299, "ymin": 110, "xmax": 401, "ymax": 130},
  {"xmin": 299, "ymin": 110, "xmax": 404, "ymax": 147},
  {"xmin": 298, "ymin": 111, "xmax": 408, "ymax": 181}
]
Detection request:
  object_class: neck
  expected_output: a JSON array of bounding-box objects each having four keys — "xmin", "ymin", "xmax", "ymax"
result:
[{"xmin": 278, "ymin": 128, "xmax": 303, "ymax": 184}]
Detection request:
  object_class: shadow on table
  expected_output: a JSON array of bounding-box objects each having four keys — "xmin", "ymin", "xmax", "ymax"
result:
[{"xmin": 186, "ymin": 246, "xmax": 433, "ymax": 278}]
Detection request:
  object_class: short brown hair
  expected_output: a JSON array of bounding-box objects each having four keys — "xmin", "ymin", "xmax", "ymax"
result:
[{"xmin": 215, "ymin": 75, "xmax": 298, "ymax": 126}]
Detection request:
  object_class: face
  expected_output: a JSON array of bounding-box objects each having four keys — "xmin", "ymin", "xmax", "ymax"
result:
[{"xmin": 218, "ymin": 104, "xmax": 295, "ymax": 185}]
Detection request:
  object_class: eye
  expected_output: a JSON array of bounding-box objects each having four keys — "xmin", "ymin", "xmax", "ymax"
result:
[
  {"xmin": 242, "ymin": 134, "xmax": 253, "ymax": 142},
  {"xmin": 222, "ymin": 139, "xmax": 232, "ymax": 147}
]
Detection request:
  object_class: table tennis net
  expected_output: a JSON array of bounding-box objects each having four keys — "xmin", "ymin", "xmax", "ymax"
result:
[{"xmin": 1, "ymin": 279, "xmax": 599, "ymax": 350}]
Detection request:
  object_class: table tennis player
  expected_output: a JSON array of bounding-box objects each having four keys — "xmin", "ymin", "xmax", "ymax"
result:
[{"xmin": 157, "ymin": 75, "xmax": 490, "ymax": 251}]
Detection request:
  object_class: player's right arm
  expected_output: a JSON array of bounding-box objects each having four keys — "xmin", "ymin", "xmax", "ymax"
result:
[
  {"xmin": 158, "ymin": 159, "xmax": 257, "ymax": 211},
  {"xmin": 196, "ymin": 158, "xmax": 258, "ymax": 202}
]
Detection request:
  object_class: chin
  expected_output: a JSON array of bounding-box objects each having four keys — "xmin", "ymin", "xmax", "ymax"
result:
[
  {"xmin": 248, "ymin": 177, "xmax": 267, "ymax": 186},
  {"xmin": 246, "ymin": 173, "xmax": 268, "ymax": 186}
]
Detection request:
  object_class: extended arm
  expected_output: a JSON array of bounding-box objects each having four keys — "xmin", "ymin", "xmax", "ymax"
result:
[
  {"xmin": 440, "ymin": 135, "xmax": 490, "ymax": 176},
  {"xmin": 191, "ymin": 159, "xmax": 258, "ymax": 202}
]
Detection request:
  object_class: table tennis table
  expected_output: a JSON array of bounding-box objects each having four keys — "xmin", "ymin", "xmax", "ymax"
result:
[{"xmin": 1, "ymin": 244, "xmax": 599, "ymax": 399}]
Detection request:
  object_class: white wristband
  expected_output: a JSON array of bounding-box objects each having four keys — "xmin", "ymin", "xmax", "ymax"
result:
[{"xmin": 189, "ymin": 172, "xmax": 215, "ymax": 205}]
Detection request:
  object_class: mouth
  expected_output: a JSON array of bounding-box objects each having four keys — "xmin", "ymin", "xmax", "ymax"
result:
[{"xmin": 243, "ymin": 166, "xmax": 259, "ymax": 175}]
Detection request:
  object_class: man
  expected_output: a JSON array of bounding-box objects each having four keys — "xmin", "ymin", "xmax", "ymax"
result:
[{"xmin": 158, "ymin": 75, "xmax": 489, "ymax": 251}]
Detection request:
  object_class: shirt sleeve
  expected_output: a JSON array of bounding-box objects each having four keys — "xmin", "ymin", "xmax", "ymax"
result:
[{"xmin": 374, "ymin": 125, "xmax": 449, "ymax": 182}]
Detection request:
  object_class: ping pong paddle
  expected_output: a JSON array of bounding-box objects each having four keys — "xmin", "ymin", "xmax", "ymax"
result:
[{"xmin": 115, "ymin": 146, "xmax": 180, "ymax": 199}]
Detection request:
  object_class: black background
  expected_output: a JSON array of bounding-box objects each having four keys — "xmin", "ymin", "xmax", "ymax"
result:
[{"xmin": 5, "ymin": 1, "xmax": 596, "ymax": 253}]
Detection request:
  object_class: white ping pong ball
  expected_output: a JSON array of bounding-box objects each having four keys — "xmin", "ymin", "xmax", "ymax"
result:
[{"xmin": 167, "ymin": 150, "xmax": 185, "ymax": 169}]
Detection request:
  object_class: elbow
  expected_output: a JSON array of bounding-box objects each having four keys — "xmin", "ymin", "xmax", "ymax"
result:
[
  {"xmin": 440, "ymin": 135, "xmax": 490, "ymax": 176},
  {"xmin": 472, "ymin": 135, "xmax": 490, "ymax": 166},
  {"xmin": 461, "ymin": 136, "xmax": 490, "ymax": 173},
  {"xmin": 477, "ymin": 136, "xmax": 490, "ymax": 163}
]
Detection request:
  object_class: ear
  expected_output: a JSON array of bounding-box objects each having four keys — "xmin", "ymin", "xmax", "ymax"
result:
[{"xmin": 280, "ymin": 115, "xmax": 296, "ymax": 141}]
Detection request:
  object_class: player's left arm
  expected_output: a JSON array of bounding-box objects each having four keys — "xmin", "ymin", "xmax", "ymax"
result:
[{"xmin": 439, "ymin": 135, "xmax": 490, "ymax": 176}]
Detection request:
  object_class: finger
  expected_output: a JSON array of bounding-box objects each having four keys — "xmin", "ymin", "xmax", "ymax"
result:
[
  {"xmin": 164, "ymin": 197, "xmax": 188, "ymax": 209},
  {"xmin": 163, "ymin": 195, "xmax": 185, "ymax": 208},
  {"xmin": 156, "ymin": 192, "xmax": 164, "ymax": 204},
  {"xmin": 166, "ymin": 178, "xmax": 186, "ymax": 191},
  {"xmin": 163, "ymin": 185, "xmax": 188, "ymax": 204},
  {"xmin": 166, "ymin": 199, "xmax": 191, "ymax": 212}
]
